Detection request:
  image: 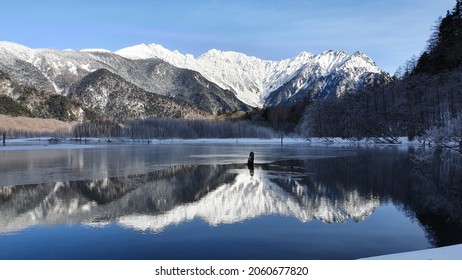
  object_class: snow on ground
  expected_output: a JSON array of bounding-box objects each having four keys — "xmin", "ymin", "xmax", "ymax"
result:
[
  {"xmin": 0, "ymin": 138, "xmax": 102, "ymax": 151},
  {"xmin": 363, "ymin": 244, "xmax": 462, "ymax": 260},
  {"xmin": 0, "ymin": 143, "xmax": 100, "ymax": 151},
  {"xmin": 0, "ymin": 136, "xmax": 424, "ymax": 151}
]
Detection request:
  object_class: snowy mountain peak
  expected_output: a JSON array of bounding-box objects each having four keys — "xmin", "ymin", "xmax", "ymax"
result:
[
  {"xmin": 115, "ymin": 43, "xmax": 386, "ymax": 106},
  {"xmin": 0, "ymin": 41, "xmax": 35, "ymax": 60},
  {"xmin": 80, "ymin": 48, "xmax": 112, "ymax": 53},
  {"xmin": 315, "ymin": 50, "xmax": 349, "ymax": 70},
  {"xmin": 351, "ymin": 51, "xmax": 378, "ymax": 67},
  {"xmin": 1, "ymin": 41, "xmax": 388, "ymax": 109},
  {"xmin": 353, "ymin": 50, "xmax": 366, "ymax": 57},
  {"xmin": 297, "ymin": 51, "xmax": 314, "ymax": 59},
  {"xmin": 200, "ymin": 48, "xmax": 221, "ymax": 57},
  {"xmin": 116, "ymin": 43, "xmax": 191, "ymax": 61}
]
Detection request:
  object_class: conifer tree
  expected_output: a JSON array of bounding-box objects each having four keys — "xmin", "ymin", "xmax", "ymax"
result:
[{"xmin": 415, "ymin": 0, "xmax": 462, "ymax": 74}]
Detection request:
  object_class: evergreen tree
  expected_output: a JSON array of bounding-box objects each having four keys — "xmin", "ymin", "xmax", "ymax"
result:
[{"xmin": 415, "ymin": 0, "xmax": 462, "ymax": 74}]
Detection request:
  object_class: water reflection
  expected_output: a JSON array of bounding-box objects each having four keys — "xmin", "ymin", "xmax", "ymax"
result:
[
  {"xmin": 1, "ymin": 148, "xmax": 462, "ymax": 249},
  {"xmin": 0, "ymin": 160, "xmax": 378, "ymax": 234},
  {"xmin": 408, "ymin": 148, "xmax": 462, "ymax": 247}
]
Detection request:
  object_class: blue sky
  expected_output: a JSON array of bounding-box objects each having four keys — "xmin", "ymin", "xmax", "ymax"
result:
[{"xmin": 0, "ymin": 0, "xmax": 456, "ymax": 73}]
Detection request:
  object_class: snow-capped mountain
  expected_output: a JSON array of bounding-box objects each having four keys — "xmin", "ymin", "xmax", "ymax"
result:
[
  {"xmin": 0, "ymin": 41, "xmax": 247, "ymax": 116},
  {"xmin": 265, "ymin": 51, "xmax": 390, "ymax": 105},
  {"xmin": 0, "ymin": 41, "xmax": 389, "ymax": 118},
  {"xmin": 116, "ymin": 43, "xmax": 388, "ymax": 107}
]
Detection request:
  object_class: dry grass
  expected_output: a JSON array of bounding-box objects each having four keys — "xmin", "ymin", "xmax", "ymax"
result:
[{"xmin": 0, "ymin": 114, "xmax": 76, "ymax": 135}]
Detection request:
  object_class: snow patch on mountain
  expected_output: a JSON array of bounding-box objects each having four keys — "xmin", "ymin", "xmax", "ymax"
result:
[
  {"xmin": 116, "ymin": 44, "xmax": 316, "ymax": 107},
  {"xmin": 80, "ymin": 48, "xmax": 112, "ymax": 53},
  {"xmin": 1, "ymin": 41, "xmax": 387, "ymax": 109},
  {"xmin": 0, "ymin": 41, "xmax": 35, "ymax": 61},
  {"xmin": 116, "ymin": 44, "xmax": 385, "ymax": 107}
]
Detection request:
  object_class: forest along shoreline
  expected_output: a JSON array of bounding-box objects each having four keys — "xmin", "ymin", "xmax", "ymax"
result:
[{"xmin": 0, "ymin": 136, "xmax": 429, "ymax": 151}]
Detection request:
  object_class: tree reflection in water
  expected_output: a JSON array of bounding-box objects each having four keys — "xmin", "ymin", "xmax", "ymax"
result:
[
  {"xmin": 0, "ymin": 147, "xmax": 461, "ymax": 247},
  {"xmin": 408, "ymin": 148, "xmax": 462, "ymax": 247}
]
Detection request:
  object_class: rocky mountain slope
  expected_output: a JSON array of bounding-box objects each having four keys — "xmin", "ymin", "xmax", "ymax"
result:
[
  {"xmin": 0, "ymin": 41, "xmax": 389, "ymax": 120},
  {"xmin": 117, "ymin": 44, "xmax": 388, "ymax": 106},
  {"xmin": 0, "ymin": 42, "xmax": 247, "ymax": 118},
  {"xmin": 70, "ymin": 69, "xmax": 209, "ymax": 120},
  {"xmin": 0, "ymin": 69, "xmax": 73, "ymax": 120}
]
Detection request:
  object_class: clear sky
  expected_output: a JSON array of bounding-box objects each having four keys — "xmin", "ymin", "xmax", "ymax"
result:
[{"xmin": 0, "ymin": 0, "xmax": 456, "ymax": 73}]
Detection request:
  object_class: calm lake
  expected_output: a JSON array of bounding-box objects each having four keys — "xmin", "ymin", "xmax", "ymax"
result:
[{"xmin": 0, "ymin": 142, "xmax": 461, "ymax": 259}]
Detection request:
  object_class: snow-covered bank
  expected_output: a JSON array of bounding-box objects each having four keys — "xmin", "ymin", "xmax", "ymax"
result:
[
  {"xmin": 0, "ymin": 143, "xmax": 100, "ymax": 151},
  {"xmin": 0, "ymin": 136, "xmax": 425, "ymax": 151},
  {"xmin": 363, "ymin": 244, "xmax": 462, "ymax": 260},
  {"xmin": 0, "ymin": 138, "xmax": 101, "ymax": 151},
  {"xmin": 152, "ymin": 136, "xmax": 421, "ymax": 146}
]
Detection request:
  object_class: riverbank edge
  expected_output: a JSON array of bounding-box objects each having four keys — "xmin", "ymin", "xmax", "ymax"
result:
[
  {"xmin": 0, "ymin": 136, "xmax": 424, "ymax": 151},
  {"xmin": 362, "ymin": 244, "xmax": 462, "ymax": 260}
]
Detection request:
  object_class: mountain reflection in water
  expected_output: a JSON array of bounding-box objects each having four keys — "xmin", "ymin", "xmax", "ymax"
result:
[
  {"xmin": 1, "ymin": 149, "xmax": 462, "ymax": 250},
  {"xmin": 0, "ymin": 160, "xmax": 377, "ymax": 233}
]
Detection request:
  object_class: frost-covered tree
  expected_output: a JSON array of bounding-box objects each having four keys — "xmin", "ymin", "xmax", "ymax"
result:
[{"xmin": 421, "ymin": 115, "xmax": 462, "ymax": 153}]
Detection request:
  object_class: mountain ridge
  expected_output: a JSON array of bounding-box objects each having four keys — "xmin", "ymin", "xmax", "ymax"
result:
[
  {"xmin": 0, "ymin": 41, "xmax": 249, "ymax": 118},
  {"xmin": 116, "ymin": 43, "xmax": 387, "ymax": 107},
  {"xmin": 69, "ymin": 68, "xmax": 209, "ymax": 120},
  {"xmin": 0, "ymin": 41, "xmax": 389, "ymax": 120}
]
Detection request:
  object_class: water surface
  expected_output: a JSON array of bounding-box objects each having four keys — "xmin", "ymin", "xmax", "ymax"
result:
[{"xmin": 0, "ymin": 143, "xmax": 461, "ymax": 259}]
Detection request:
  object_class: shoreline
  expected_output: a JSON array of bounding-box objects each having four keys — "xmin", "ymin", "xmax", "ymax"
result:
[
  {"xmin": 362, "ymin": 244, "xmax": 462, "ymax": 260},
  {"xmin": 0, "ymin": 136, "xmax": 424, "ymax": 152}
]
